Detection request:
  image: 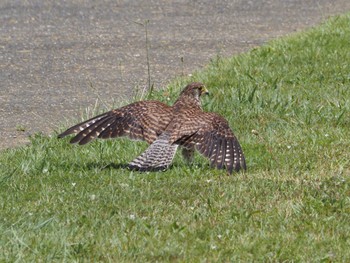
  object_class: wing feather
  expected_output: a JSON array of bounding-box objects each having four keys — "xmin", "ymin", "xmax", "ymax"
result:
[
  {"xmin": 97, "ymin": 117, "xmax": 120, "ymax": 139},
  {"xmin": 77, "ymin": 116, "xmax": 116, "ymax": 145},
  {"xmin": 58, "ymin": 100, "xmax": 172, "ymax": 144},
  {"xmin": 175, "ymin": 112, "xmax": 246, "ymax": 174}
]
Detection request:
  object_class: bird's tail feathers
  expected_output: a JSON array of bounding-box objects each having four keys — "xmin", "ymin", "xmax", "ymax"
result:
[{"xmin": 128, "ymin": 133, "xmax": 178, "ymax": 171}]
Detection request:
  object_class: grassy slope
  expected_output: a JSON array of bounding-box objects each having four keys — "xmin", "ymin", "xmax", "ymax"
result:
[{"xmin": 1, "ymin": 14, "xmax": 350, "ymax": 262}]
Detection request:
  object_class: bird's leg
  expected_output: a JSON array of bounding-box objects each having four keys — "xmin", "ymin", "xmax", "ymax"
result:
[{"xmin": 182, "ymin": 147, "xmax": 195, "ymax": 164}]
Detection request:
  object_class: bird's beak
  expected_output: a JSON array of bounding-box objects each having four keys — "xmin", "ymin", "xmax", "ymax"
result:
[{"xmin": 202, "ymin": 87, "xmax": 209, "ymax": 95}]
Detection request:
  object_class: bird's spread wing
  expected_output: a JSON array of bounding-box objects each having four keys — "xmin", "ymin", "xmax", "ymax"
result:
[
  {"xmin": 174, "ymin": 112, "xmax": 246, "ymax": 174},
  {"xmin": 58, "ymin": 100, "xmax": 172, "ymax": 145}
]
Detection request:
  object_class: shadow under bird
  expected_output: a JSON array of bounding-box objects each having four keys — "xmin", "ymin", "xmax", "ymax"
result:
[{"xmin": 58, "ymin": 82, "xmax": 246, "ymax": 174}]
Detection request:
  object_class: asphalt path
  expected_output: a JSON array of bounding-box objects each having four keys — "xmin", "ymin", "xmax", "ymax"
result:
[{"xmin": 1, "ymin": 0, "xmax": 350, "ymax": 150}]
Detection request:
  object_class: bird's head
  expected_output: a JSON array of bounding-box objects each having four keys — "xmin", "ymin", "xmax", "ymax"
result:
[{"xmin": 179, "ymin": 82, "xmax": 209, "ymax": 100}]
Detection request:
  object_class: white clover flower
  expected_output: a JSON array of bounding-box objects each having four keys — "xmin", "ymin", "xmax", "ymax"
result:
[
  {"xmin": 210, "ymin": 244, "xmax": 217, "ymax": 250},
  {"xmin": 129, "ymin": 214, "xmax": 136, "ymax": 220}
]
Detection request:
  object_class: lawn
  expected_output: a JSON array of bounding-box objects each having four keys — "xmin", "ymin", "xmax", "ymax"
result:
[{"xmin": 1, "ymin": 13, "xmax": 350, "ymax": 262}]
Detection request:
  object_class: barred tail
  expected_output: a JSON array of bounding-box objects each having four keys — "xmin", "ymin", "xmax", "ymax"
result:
[{"xmin": 128, "ymin": 134, "xmax": 178, "ymax": 172}]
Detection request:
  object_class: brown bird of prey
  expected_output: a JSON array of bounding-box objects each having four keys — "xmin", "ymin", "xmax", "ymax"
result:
[{"xmin": 58, "ymin": 82, "xmax": 246, "ymax": 174}]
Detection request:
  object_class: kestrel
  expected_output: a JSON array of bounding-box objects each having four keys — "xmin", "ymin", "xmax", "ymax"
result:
[{"xmin": 58, "ymin": 82, "xmax": 246, "ymax": 174}]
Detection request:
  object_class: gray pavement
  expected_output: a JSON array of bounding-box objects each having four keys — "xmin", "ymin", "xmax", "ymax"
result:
[{"xmin": 1, "ymin": 0, "xmax": 350, "ymax": 150}]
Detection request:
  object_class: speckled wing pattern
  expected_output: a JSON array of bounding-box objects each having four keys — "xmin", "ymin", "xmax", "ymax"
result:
[
  {"xmin": 58, "ymin": 100, "xmax": 172, "ymax": 145},
  {"xmin": 174, "ymin": 112, "xmax": 246, "ymax": 174}
]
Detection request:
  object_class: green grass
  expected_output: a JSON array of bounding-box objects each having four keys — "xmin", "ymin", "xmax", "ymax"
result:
[{"xmin": 1, "ymin": 14, "xmax": 350, "ymax": 262}]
